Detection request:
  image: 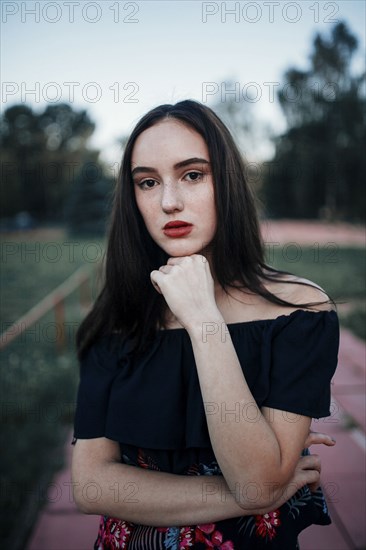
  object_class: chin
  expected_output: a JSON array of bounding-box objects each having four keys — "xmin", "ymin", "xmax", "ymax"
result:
[
  {"xmin": 155, "ymin": 234, "xmax": 214, "ymax": 258},
  {"xmin": 166, "ymin": 248, "xmax": 199, "ymax": 258},
  {"xmin": 162, "ymin": 241, "xmax": 203, "ymax": 258}
]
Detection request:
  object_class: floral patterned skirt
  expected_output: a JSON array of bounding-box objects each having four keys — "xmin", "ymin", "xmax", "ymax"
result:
[
  {"xmin": 93, "ymin": 484, "xmax": 329, "ymax": 549},
  {"xmin": 93, "ymin": 448, "xmax": 330, "ymax": 549}
]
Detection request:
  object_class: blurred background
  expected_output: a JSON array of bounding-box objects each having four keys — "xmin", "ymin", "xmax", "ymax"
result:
[{"xmin": 1, "ymin": 1, "xmax": 365, "ymax": 549}]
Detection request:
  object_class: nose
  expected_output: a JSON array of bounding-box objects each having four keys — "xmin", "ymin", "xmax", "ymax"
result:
[{"xmin": 161, "ymin": 182, "xmax": 184, "ymax": 213}]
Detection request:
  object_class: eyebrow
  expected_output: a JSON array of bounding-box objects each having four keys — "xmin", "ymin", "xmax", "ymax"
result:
[{"xmin": 131, "ymin": 157, "xmax": 210, "ymax": 178}]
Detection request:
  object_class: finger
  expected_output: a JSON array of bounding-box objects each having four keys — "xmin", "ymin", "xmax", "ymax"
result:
[
  {"xmin": 159, "ymin": 265, "xmax": 173, "ymax": 273},
  {"xmin": 305, "ymin": 432, "xmax": 335, "ymax": 446},
  {"xmin": 305, "ymin": 469, "xmax": 320, "ymax": 489},
  {"xmin": 166, "ymin": 256, "xmax": 188, "ymax": 265},
  {"xmin": 299, "ymin": 454, "xmax": 321, "ymax": 473},
  {"xmin": 150, "ymin": 270, "xmax": 163, "ymax": 294},
  {"xmin": 297, "ymin": 463, "xmax": 321, "ymax": 493},
  {"xmin": 304, "ymin": 431, "xmax": 336, "ymax": 447},
  {"xmin": 167, "ymin": 255, "xmax": 207, "ymax": 265},
  {"xmin": 293, "ymin": 467, "xmax": 321, "ymax": 493},
  {"xmin": 309, "ymin": 430, "xmax": 336, "ymax": 441}
]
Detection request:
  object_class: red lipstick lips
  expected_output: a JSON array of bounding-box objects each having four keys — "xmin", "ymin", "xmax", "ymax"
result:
[{"xmin": 163, "ymin": 220, "xmax": 193, "ymax": 238}]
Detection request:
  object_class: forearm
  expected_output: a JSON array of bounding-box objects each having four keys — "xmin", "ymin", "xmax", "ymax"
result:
[
  {"xmin": 72, "ymin": 426, "xmax": 319, "ymax": 525},
  {"xmin": 73, "ymin": 456, "xmax": 318, "ymax": 524},
  {"xmin": 188, "ymin": 311, "xmax": 298, "ymax": 492},
  {"xmin": 73, "ymin": 460, "xmax": 250, "ymax": 525}
]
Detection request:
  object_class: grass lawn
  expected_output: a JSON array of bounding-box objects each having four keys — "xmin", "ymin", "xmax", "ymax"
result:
[
  {"xmin": 267, "ymin": 245, "xmax": 366, "ymax": 340},
  {"xmin": 267, "ymin": 245, "xmax": 365, "ymax": 301},
  {"xmin": 1, "ymin": 232, "xmax": 106, "ymax": 325}
]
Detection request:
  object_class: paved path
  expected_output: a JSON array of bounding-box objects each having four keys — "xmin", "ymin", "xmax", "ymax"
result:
[
  {"xmin": 298, "ymin": 328, "xmax": 366, "ymax": 550},
  {"xmin": 26, "ymin": 328, "xmax": 366, "ymax": 550},
  {"xmin": 260, "ymin": 220, "xmax": 366, "ymax": 247}
]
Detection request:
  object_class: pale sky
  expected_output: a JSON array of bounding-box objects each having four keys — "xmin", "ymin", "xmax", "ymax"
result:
[{"xmin": 1, "ymin": 0, "xmax": 365, "ymax": 164}]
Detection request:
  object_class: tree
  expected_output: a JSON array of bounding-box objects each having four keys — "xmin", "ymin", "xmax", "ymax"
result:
[
  {"xmin": 211, "ymin": 80, "xmax": 271, "ymax": 163},
  {"xmin": 0, "ymin": 103, "xmax": 97, "ymax": 222},
  {"xmin": 263, "ymin": 22, "xmax": 365, "ymax": 221},
  {"xmin": 207, "ymin": 81, "xmax": 272, "ymax": 210},
  {"xmin": 64, "ymin": 159, "xmax": 113, "ymax": 237}
]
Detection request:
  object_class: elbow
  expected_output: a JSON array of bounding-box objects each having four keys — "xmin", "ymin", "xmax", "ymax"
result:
[
  {"xmin": 235, "ymin": 489, "xmax": 281, "ymax": 513},
  {"xmin": 71, "ymin": 467, "xmax": 103, "ymax": 515},
  {"xmin": 234, "ymin": 482, "xmax": 287, "ymax": 513},
  {"xmin": 72, "ymin": 482, "xmax": 96, "ymax": 515},
  {"xmin": 235, "ymin": 485, "xmax": 286, "ymax": 513},
  {"xmin": 73, "ymin": 488, "xmax": 94, "ymax": 515},
  {"xmin": 71, "ymin": 438, "xmax": 122, "ymax": 516},
  {"xmin": 74, "ymin": 498, "xmax": 91, "ymax": 515}
]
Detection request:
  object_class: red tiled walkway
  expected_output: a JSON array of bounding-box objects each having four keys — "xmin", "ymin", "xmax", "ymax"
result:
[
  {"xmin": 299, "ymin": 328, "xmax": 366, "ymax": 550},
  {"xmin": 27, "ymin": 328, "xmax": 366, "ymax": 550}
]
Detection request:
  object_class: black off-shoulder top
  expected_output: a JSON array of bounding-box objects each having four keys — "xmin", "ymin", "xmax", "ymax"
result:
[{"xmin": 73, "ymin": 309, "xmax": 339, "ymax": 549}]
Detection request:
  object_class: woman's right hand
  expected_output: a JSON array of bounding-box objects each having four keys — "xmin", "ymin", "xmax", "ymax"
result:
[
  {"xmin": 251, "ymin": 453, "xmax": 322, "ymax": 515},
  {"xmin": 278, "ymin": 430, "xmax": 336, "ymax": 502},
  {"xmin": 253, "ymin": 430, "xmax": 335, "ymax": 514},
  {"xmin": 290, "ymin": 451, "xmax": 322, "ymax": 494},
  {"xmin": 303, "ymin": 429, "xmax": 335, "ymax": 492}
]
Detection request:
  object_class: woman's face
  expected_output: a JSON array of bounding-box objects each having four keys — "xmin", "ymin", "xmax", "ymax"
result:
[{"xmin": 131, "ymin": 119, "xmax": 217, "ymax": 258}]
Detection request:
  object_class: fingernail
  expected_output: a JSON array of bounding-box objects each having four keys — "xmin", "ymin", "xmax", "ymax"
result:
[{"xmin": 331, "ymin": 438, "xmax": 336, "ymax": 443}]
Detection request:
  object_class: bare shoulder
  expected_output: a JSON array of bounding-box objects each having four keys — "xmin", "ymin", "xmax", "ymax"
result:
[
  {"xmin": 222, "ymin": 273, "xmax": 335, "ymax": 324},
  {"xmin": 266, "ymin": 273, "xmax": 336, "ymax": 312}
]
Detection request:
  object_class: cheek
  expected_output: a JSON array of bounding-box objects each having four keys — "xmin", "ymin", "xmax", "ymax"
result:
[
  {"xmin": 136, "ymin": 198, "xmax": 157, "ymax": 231},
  {"xmin": 201, "ymin": 188, "xmax": 217, "ymax": 227}
]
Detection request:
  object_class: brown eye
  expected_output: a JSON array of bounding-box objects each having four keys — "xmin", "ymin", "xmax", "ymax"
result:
[
  {"xmin": 185, "ymin": 171, "xmax": 202, "ymax": 182},
  {"xmin": 138, "ymin": 179, "xmax": 158, "ymax": 189}
]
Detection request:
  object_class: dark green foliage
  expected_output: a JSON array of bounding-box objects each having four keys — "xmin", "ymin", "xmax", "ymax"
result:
[
  {"xmin": 0, "ymin": 338, "xmax": 79, "ymax": 546},
  {"xmin": 0, "ymin": 103, "xmax": 100, "ymax": 222},
  {"xmin": 340, "ymin": 308, "xmax": 366, "ymax": 341},
  {"xmin": 64, "ymin": 161, "xmax": 114, "ymax": 237},
  {"xmin": 0, "ymin": 236, "xmax": 105, "ymax": 545},
  {"xmin": 263, "ymin": 22, "xmax": 366, "ymax": 221}
]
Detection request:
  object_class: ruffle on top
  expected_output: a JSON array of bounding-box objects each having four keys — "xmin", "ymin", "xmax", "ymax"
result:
[{"xmin": 73, "ymin": 309, "xmax": 339, "ymax": 450}]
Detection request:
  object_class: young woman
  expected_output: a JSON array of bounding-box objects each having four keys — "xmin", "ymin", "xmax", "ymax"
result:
[{"xmin": 72, "ymin": 100, "xmax": 339, "ymax": 549}]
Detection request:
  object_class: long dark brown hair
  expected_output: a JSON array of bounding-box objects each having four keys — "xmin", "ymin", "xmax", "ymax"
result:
[{"xmin": 76, "ymin": 100, "xmax": 330, "ymax": 359}]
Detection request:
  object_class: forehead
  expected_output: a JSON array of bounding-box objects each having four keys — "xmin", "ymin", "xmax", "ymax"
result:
[{"xmin": 131, "ymin": 119, "xmax": 209, "ymax": 165}]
